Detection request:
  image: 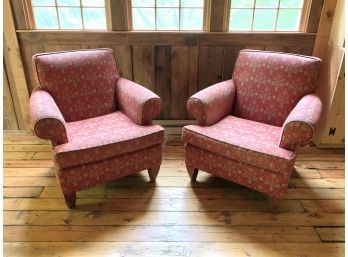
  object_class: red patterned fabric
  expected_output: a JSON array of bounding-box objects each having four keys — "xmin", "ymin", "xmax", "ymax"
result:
[
  {"xmin": 182, "ymin": 116, "xmax": 295, "ymax": 174},
  {"xmin": 57, "ymin": 145, "xmax": 162, "ymax": 194},
  {"xmin": 185, "ymin": 144, "xmax": 291, "ymax": 198},
  {"xmin": 33, "ymin": 49, "xmax": 119, "ymax": 122},
  {"xmin": 29, "ymin": 88, "xmax": 68, "ymax": 145},
  {"xmin": 116, "ymin": 78, "xmax": 162, "ymax": 125},
  {"xmin": 280, "ymin": 94, "xmax": 322, "ymax": 151},
  {"xmin": 187, "ymin": 80, "xmax": 236, "ymax": 126},
  {"xmin": 233, "ymin": 50, "xmax": 321, "ymax": 126},
  {"xmin": 54, "ymin": 111, "xmax": 164, "ymax": 169}
]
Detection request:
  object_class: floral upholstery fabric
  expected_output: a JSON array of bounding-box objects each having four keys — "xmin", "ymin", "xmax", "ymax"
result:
[
  {"xmin": 29, "ymin": 88, "xmax": 68, "ymax": 145},
  {"xmin": 54, "ymin": 111, "xmax": 164, "ymax": 169},
  {"xmin": 57, "ymin": 145, "xmax": 162, "ymax": 194},
  {"xmin": 232, "ymin": 50, "xmax": 321, "ymax": 126},
  {"xmin": 185, "ymin": 144, "xmax": 291, "ymax": 198},
  {"xmin": 182, "ymin": 115, "xmax": 295, "ymax": 175},
  {"xmin": 280, "ymin": 94, "xmax": 322, "ymax": 151},
  {"xmin": 116, "ymin": 78, "xmax": 162, "ymax": 125},
  {"xmin": 33, "ymin": 49, "xmax": 119, "ymax": 122},
  {"xmin": 187, "ymin": 80, "xmax": 236, "ymax": 126}
]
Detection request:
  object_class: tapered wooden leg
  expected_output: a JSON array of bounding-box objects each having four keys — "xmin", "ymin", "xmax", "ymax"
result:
[
  {"xmin": 63, "ymin": 192, "xmax": 76, "ymax": 209},
  {"xmin": 268, "ymin": 196, "xmax": 282, "ymax": 212},
  {"xmin": 186, "ymin": 165, "xmax": 199, "ymax": 182},
  {"xmin": 148, "ymin": 167, "xmax": 160, "ymax": 182}
]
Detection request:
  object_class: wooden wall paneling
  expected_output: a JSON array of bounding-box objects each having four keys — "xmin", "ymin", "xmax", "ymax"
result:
[
  {"xmin": 312, "ymin": 0, "xmax": 337, "ymax": 59},
  {"xmin": 10, "ymin": 0, "xmax": 28, "ymax": 30},
  {"xmin": 4, "ymin": 0, "xmax": 31, "ymax": 130},
  {"xmin": 198, "ymin": 46, "xmax": 224, "ymax": 91},
  {"xmin": 245, "ymin": 46, "xmax": 265, "ymax": 50},
  {"xmin": 222, "ymin": 46, "xmax": 242, "ymax": 80},
  {"xmin": 264, "ymin": 46, "xmax": 284, "ymax": 52},
  {"xmin": 306, "ymin": 0, "xmax": 324, "ymax": 33},
  {"xmin": 312, "ymin": 0, "xmax": 343, "ymax": 147},
  {"xmin": 187, "ymin": 46, "xmax": 199, "ymax": 119},
  {"xmin": 43, "ymin": 44, "xmax": 82, "ymax": 52},
  {"xmin": 4, "ymin": 43, "xmax": 27, "ymax": 130},
  {"xmin": 19, "ymin": 43, "xmax": 44, "ymax": 93},
  {"xmin": 209, "ymin": 0, "xmax": 230, "ymax": 32},
  {"xmin": 170, "ymin": 46, "xmax": 189, "ymax": 119},
  {"xmin": 324, "ymin": 57, "xmax": 345, "ymax": 145},
  {"xmin": 187, "ymin": 46, "xmax": 199, "ymax": 98},
  {"xmin": 108, "ymin": 0, "xmax": 130, "ymax": 31},
  {"xmin": 111, "ymin": 45, "xmax": 133, "ymax": 81},
  {"xmin": 3, "ymin": 64, "xmax": 19, "ymax": 130},
  {"xmin": 80, "ymin": 44, "xmax": 106, "ymax": 49},
  {"xmin": 17, "ymin": 32, "xmax": 316, "ymax": 47},
  {"xmin": 284, "ymin": 46, "xmax": 305, "ymax": 54},
  {"xmin": 155, "ymin": 46, "xmax": 171, "ymax": 119},
  {"xmin": 132, "ymin": 45, "xmax": 156, "ymax": 91}
]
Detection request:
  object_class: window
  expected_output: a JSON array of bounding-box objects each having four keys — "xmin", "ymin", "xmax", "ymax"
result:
[
  {"xmin": 229, "ymin": 0, "xmax": 304, "ymax": 31},
  {"xmin": 131, "ymin": 0, "xmax": 204, "ymax": 30},
  {"xmin": 31, "ymin": 0, "xmax": 107, "ymax": 29}
]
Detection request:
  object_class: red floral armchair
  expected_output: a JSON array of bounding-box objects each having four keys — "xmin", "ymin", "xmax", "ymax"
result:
[
  {"xmin": 182, "ymin": 50, "xmax": 322, "ymax": 202},
  {"xmin": 29, "ymin": 49, "xmax": 164, "ymax": 208}
]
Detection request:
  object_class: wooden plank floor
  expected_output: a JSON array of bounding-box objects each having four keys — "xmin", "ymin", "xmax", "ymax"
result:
[{"xmin": 3, "ymin": 134, "xmax": 345, "ymax": 257}]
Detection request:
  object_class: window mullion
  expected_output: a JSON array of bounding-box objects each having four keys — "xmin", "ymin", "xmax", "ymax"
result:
[
  {"xmin": 79, "ymin": 0, "xmax": 84, "ymax": 29},
  {"xmin": 54, "ymin": 0, "xmax": 61, "ymax": 29}
]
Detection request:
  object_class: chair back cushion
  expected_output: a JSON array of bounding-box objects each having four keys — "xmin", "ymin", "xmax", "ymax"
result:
[
  {"xmin": 232, "ymin": 50, "xmax": 321, "ymax": 126},
  {"xmin": 33, "ymin": 48, "xmax": 119, "ymax": 122}
]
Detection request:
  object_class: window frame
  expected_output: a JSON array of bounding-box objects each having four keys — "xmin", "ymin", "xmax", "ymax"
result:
[
  {"xmin": 22, "ymin": 0, "xmax": 313, "ymax": 32},
  {"xmin": 128, "ymin": 0, "xmax": 210, "ymax": 31},
  {"xmin": 24, "ymin": 0, "xmax": 110, "ymax": 30},
  {"xmin": 227, "ymin": 0, "xmax": 312, "ymax": 32}
]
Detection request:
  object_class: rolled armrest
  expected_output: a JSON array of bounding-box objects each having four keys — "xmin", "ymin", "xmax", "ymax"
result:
[
  {"xmin": 187, "ymin": 79, "xmax": 236, "ymax": 126},
  {"xmin": 116, "ymin": 78, "xmax": 162, "ymax": 125},
  {"xmin": 29, "ymin": 88, "xmax": 68, "ymax": 145},
  {"xmin": 279, "ymin": 94, "xmax": 322, "ymax": 151}
]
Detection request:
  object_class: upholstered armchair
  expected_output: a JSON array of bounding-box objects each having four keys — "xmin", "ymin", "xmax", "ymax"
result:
[
  {"xmin": 182, "ymin": 50, "xmax": 322, "ymax": 203},
  {"xmin": 29, "ymin": 49, "xmax": 164, "ymax": 208}
]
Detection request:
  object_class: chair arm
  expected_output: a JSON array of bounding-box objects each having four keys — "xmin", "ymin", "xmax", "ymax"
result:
[
  {"xmin": 187, "ymin": 79, "xmax": 236, "ymax": 126},
  {"xmin": 279, "ymin": 94, "xmax": 322, "ymax": 151},
  {"xmin": 116, "ymin": 78, "xmax": 162, "ymax": 125},
  {"xmin": 29, "ymin": 89, "xmax": 68, "ymax": 145}
]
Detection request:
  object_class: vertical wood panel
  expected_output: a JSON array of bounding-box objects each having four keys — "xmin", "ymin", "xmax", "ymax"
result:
[
  {"xmin": 312, "ymin": 0, "xmax": 337, "ymax": 59},
  {"xmin": 20, "ymin": 44, "xmax": 44, "ymax": 93},
  {"xmin": 222, "ymin": 46, "xmax": 242, "ymax": 80},
  {"xmin": 112, "ymin": 45, "xmax": 133, "ymax": 81},
  {"xmin": 4, "ymin": 43, "xmax": 27, "ymax": 130},
  {"xmin": 4, "ymin": 0, "xmax": 31, "ymax": 130},
  {"xmin": 155, "ymin": 46, "xmax": 171, "ymax": 119},
  {"xmin": 3, "ymin": 65, "xmax": 19, "ymax": 130},
  {"xmin": 265, "ymin": 46, "xmax": 284, "ymax": 52},
  {"xmin": 132, "ymin": 45, "xmax": 156, "ymax": 91},
  {"xmin": 198, "ymin": 46, "xmax": 224, "ymax": 90},
  {"xmin": 188, "ymin": 46, "xmax": 199, "ymax": 98},
  {"xmin": 170, "ymin": 46, "xmax": 189, "ymax": 119},
  {"xmin": 10, "ymin": 0, "xmax": 28, "ymax": 30},
  {"xmin": 44, "ymin": 44, "xmax": 82, "ymax": 52},
  {"xmin": 209, "ymin": 0, "xmax": 230, "ymax": 32},
  {"xmin": 109, "ymin": 0, "xmax": 130, "ymax": 31},
  {"xmin": 187, "ymin": 46, "xmax": 200, "ymax": 119},
  {"xmin": 307, "ymin": 0, "xmax": 324, "ymax": 33}
]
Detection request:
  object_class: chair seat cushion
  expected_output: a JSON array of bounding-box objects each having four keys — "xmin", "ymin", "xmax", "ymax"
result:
[
  {"xmin": 182, "ymin": 115, "xmax": 296, "ymax": 174},
  {"xmin": 54, "ymin": 111, "xmax": 164, "ymax": 169}
]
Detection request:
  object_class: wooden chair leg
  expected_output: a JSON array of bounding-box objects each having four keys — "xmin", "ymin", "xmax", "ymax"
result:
[
  {"xmin": 148, "ymin": 166, "xmax": 160, "ymax": 182},
  {"xmin": 268, "ymin": 196, "xmax": 282, "ymax": 212},
  {"xmin": 63, "ymin": 192, "xmax": 76, "ymax": 209},
  {"xmin": 186, "ymin": 165, "xmax": 199, "ymax": 182}
]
